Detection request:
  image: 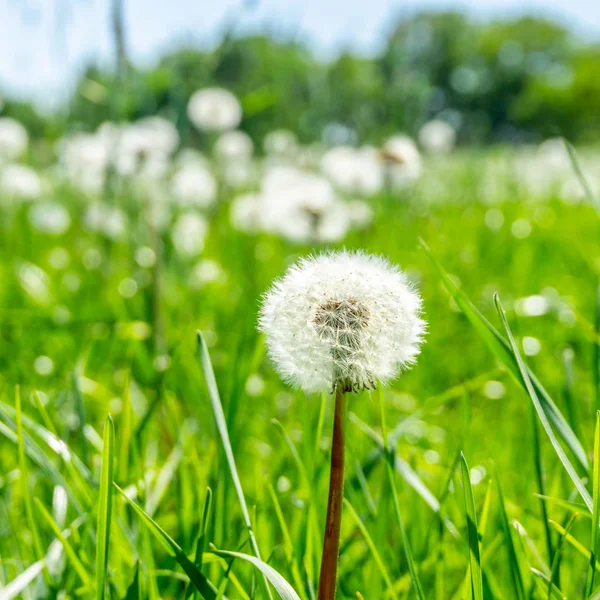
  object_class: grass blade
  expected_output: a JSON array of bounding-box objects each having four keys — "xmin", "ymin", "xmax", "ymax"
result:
[
  {"xmin": 34, "ymin": 497, "xmax": 92, "ymax": 589},
  {"xmin": 532, "ymin": 494, "xmax": 589, "ymax": 514},
  {"xmin": 114, "ymin": 483, "xmax": 220, "ymax": 599},
  {"xmin": 530, "ymin": 568, "xmax": 565, "ymax": 600},
  {"xmin": 493, "ymin": 294, "xmax": 592, "ymax": 512},
  {"xmin": 0, "ymin": 559, "xmax": 45, "ymax": 600},
  {"xmin": 386, "ymin": 461, "xmax": 426, "ymax": 600},
  {"xmin": 376, "ymin": 386, "xmax": 426, "ymax": 600},
  {"xmin": 460, "ymin": 453, "xmax": 483, "ymax": 600},
  {"xmin": 494, "ymin": 471, "xmax": 525, "ymax": 600},
  {"xmin": 420, "ymin": 239, "xmax": 589, "ymax": 472},
  {"xmin": 15, "ymin": 386, "xmax": 51, "ymax": 586},
  {"xmin": 186, "ymin": 487, "xmax": 214, "ymax": 598},
  {"xmin": 587, "ymin": 411, "xmax": 600, "ymax": 595},
  {"xmin": 530, "ymin": 396, "xmax": 554, "ymax": 564},
  {"xmin": 72, "ymin": 371, "xmax": 90, "ymax": 468},
  {"xmin": 562, "ymin": 138, "xmax": 600, "ymax": 215},
  {"xmin": 267, "ymin": 484, "xmax": 307, "ymax": 598},
  {"xmin": 124, "ymin": 563, "xmax": 142, "ymax": 600},
  {"xmin": 118, "ymin": 372, "xmax": 133, "ymax": 483},
  {"xmin": 343, "ymin": 498, "xmax": 398, "ymax": 600},
  {"xmin": 547, "ymin": 513, "xmax": 580, "ymax": 599},
  {"xmin": 595, "ymin": 282, "xmax": 600, "ymax": 413},
  {"xmin": 549, "ymin": 520, "xmax": 600, "ymax": 570},
  {"xmin": 196, "ymin": 331, "xmax": 273, "ymax": 600},
  {"xmin": 212, "ymin": 550, "xmax": 301, "ymax": 600},
  {"xmin": 96, "ymin": 415, "xmax": 115, "ymax": 600},
  {"xmin": 350, "ymin": 410, "xmax": 459, "ymax": 539}
]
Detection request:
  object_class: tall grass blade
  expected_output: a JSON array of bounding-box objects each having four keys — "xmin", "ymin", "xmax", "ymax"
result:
[
  {"xmin": 587, "ymin": 411, "xmax": 600, "ymax": 595},
  {"xmin": 530, "ymin": 400, "xmax": 554, "ymax": 564},
  {"xmin": 212, "ymin": 550, "xmax": 301, "ymax": 600},
  {"xmin": 118, "ymin": 373, "xmax": 133, "ymax": 483},
  {"xmin": 343, "ymin": 498, "xmax": 398, "ymax": 600},
  {"xmin": 595, "ymin": 282, "xmax": 600, "ymax": 414},
  {"xmin": 420, "ymin": 239, "xmax": 589, "ymax": 472},
  {"xmin": 547, "ymin": 513, "xmax": 580, "ymax": 599},
  {"xmin": 459, "ymin": 453, "xmax": 483, "ymax": 600},
  {"xmin": 15, "ymin": 386, "xmax": 51, "ymax": 585},
  {"xmin": 530, "ymin": 568, "xmax": 565, "ymax": 600},
  {"xmin": 562, "ymin": 138, "xmax": 600, "ymax": 215},
  {"xmin": 96, "ymin": 415, "xmax": 115, "ymax": 600},
  {"xmin": 267, "ymin": 484, "xmax": 307, "ymax": 598},
  {"xmin": 494, "ymin": 471, "xmax": 525, "ymax": 600},
  {"xmin": 350, "ymin": 411, "xmax": 458, "ymax": 538},
  {"xmin": 199, "ymin": 486, "xmax": 213, "ymax": 571},
  {"xmin": 0, "ymin": 399, "xmax": 92, "ymax": 509},
  {"xmin": 196, "ymin": 331, "xmax": 273, "ymax": 600},
  {"xmin": 0, "ymin": 559, "xmax": 45, "ymax": 600},
  {"xmin": 378, "ymin": 387, "xmax": 426, "ymax": 600},
  {"xmin": 386, "ymin": 458, "xmax": 425, "ymax": 599},
  {"xmin": 124, "ymin": 564, "xmax": 141, "ymax": 600},
  {"xmin": 493, "ymin": 294, "xmax": 592, "ymax": 512},
  {"xmin": 34, "ymin": 497, "xmax": 92, "ymax": 589},
  {"xmin": 72, "ymin": 371, "xmax": 89, "ymax": 467},
  {"xmin": 114, "ymin": 483, "xmax": 220, "ymax": 599},
  {"xmin": 185, "ymin": 487, "xmax": 213, "ymax": 599},
  {"xmin": 532, "ymin": 494, "xmax": 589, "ymax": 514},
  {"xmin": 549, "ymin": 520, "xmax": 600, "ymax": 570}
]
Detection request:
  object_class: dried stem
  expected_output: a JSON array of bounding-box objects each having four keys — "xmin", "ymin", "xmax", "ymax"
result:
[{"xmin": 317, "ymin": 387, "xmax": 347, "ymax": 600}]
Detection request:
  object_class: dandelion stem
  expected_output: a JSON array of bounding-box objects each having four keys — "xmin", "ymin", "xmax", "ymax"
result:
[{"xmin": 317, "ymin": 388, "xmax": 347, "ymax": 600}]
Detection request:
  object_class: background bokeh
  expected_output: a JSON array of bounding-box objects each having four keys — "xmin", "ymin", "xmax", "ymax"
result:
[
  {"xmin": 3, "ymin": 1, "xmax": 600, "ymax": 146},
  {"xmin": 2, "ymin": 2, "xmax": 600, "ymax": 599}
]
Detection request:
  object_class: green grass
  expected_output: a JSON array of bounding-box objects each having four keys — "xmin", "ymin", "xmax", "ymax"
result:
[{"xmin": 2, "ymin": 148, "xmax": 600, "ymax": 598}]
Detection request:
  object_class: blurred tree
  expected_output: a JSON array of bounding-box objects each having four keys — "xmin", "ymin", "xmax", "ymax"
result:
[{"xmin": 4, "ymin": 11, "xmax": 600, "ymax": 148}]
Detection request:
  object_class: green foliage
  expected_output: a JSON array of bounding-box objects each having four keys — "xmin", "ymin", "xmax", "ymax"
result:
[
  {"xmin": 3, "ymin": 144, "xmax": 600, "ymax": 598},
  {"xmin": 5, "ymin": 12, "xmax": 600, "ymax": 146}
]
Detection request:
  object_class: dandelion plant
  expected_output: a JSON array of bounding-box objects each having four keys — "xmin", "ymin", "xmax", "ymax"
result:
[{"xmin": 260, "ymin": 250, "xmax": 425, "ymax": 599}]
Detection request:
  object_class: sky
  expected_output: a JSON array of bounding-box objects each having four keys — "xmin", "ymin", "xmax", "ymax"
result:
[{"xmin": 1, "ymin": 0, "xmax": 600, "ymax": 110}]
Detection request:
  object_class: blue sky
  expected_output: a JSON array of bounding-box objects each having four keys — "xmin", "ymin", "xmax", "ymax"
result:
[{"xmin": 1, "ymin": 0, "xmax": 599, "ymax": 110}]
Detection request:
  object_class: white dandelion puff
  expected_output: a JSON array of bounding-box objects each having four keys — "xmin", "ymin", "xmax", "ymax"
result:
[
  {"xmin": 170, "ymin": 164, "xmax": 217, "ymax": 208},
  {"xmin": 187, "ymin": 88, "xmax": 242, "ymax": 132},
  {"xmin": 221, "ymin": 160, "xmax": 256, "ymax": 189},
  {"xmin": 263, "ymin": 129, "xmax": 298, "ymax": 156},
  {"xmin": 0, "ymin": 117, "xmax": 29, "ymax": 160},
  {"xmin": 418, "ymin": 119, "xmax": 456, "ymax": 155},
  {"xmin": 171, "ymin": 212, "xmax": 208, "ymax": 258},
  {"xmin": 259, "ymin": 251, "xmax": 426, "ymax": 393},
  {"xmin": 214, "ymin": 130, "xmax": 254, "ymax": 162},
  {"xmin": 84, "ymin": 203, "xmax": 128, "ymax": 240},
  {"xmin": 381, "ymin": 135, "xmax": 422, "ymax": 189},
  {"xmin": 321, "ymin": 146, "xmax": 384, "ymax": 196},
  {"xmin": 230, "ymin": 192, "xmax": 264, "ymax": 233},
  {"xmin": 1, "ymin": 164, "xmax": 42, "ymax": 200},
  {"xmin": 29, "ymin": 202, "xmax": 71, "ymax": 235}
]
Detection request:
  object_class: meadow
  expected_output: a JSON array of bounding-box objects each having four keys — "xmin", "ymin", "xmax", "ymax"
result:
[{"xmin": 1, "ymin": 103, "xmax": 600, "ymax": 600}]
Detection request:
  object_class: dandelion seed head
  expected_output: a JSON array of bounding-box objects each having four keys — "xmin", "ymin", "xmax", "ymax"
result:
[
  {"xmin": 418, "ymin": 119, "xmax": 456, "ymax": 155},
  {"xmin": 84, "ymin": 203, "xmax": 128, "ymax": 240},
  {"xmin": 171, "ymin": 164, "xmax": 217, "ymax": 208},
  {"xmin": 1, "ymin": 164, "xmax": 42, "ymax": 199},
  {"xmin": 263, "ymin": 129, "xmax": 298, "ymax": 156},
  {"xmin": 214, "ymin": 130, "xmax": 254, "ymax": 162},
  {"xmin": 171, "ymin": 212, "xmax": 208, "ymax": 258},
  {"xmin": 321, "ymin": 145, "xmax": 384, "ymax": 196},
  {"xmin": 29, "ymin": 203, "xmax": 71, "ymax": 235},
  {"xmin": 259, "ymin": 251, "xmax": 426, "ymax": 393},
  {"xmin": 187, "ymin": 88, "xmax": 242, "ymax": 132},
  {"xmin": 0, "ymin": 117, "xmax": 29, "ymax": 160},
  {"xmin": 230, "ymin": 192, "xmax": 264, "ymax": 233},
  {"xmin": 382, "ymin": 135, "xmax": 422, "ymax": 189}
]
